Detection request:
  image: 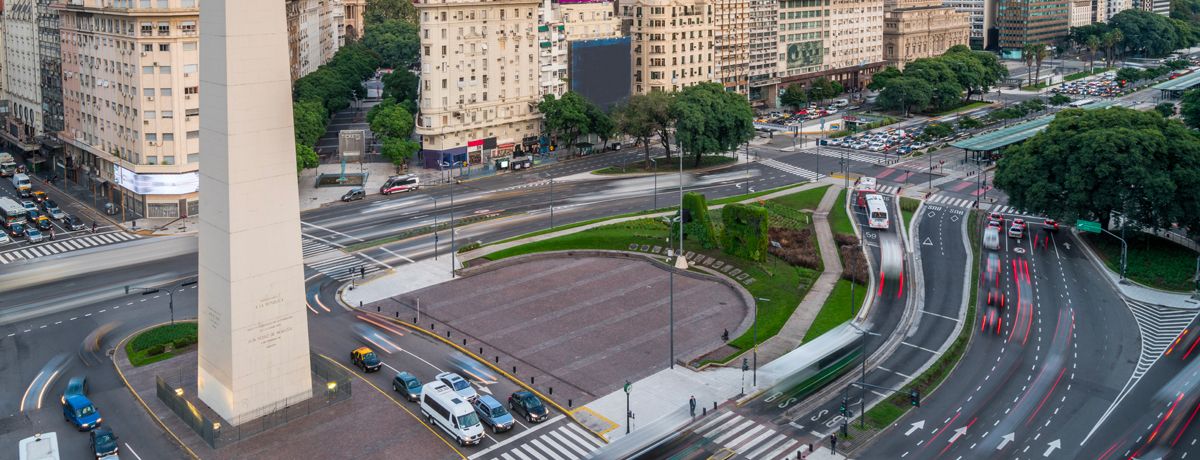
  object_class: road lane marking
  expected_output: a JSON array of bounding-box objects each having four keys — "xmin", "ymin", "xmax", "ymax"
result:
[{"xmin": 124, "ymin": 443, "xmax": 143, "ymax": 460}]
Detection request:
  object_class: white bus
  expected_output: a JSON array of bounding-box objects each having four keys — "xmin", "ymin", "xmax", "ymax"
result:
[
  {"xmin": 864, "ymin": 194, "xmax": 890, "ymax": 230},
  {"xmin": 1068, "ymin": 98, "xmax": 1096, "ymax": 108}
]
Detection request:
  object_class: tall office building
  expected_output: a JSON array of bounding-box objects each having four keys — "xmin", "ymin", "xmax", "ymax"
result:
[
  {"xmin": 883, "ymin": 0, "xmax": 970, "ymax": 69},
  {"xmin": 285, "ymin": 0, "xmax": 342, "ymax": 82},
  {"xmin": 1107, "ymin": 0, "xmax": 1129, "ymax": 19},
  {"xmin": 57, "ymin": 0, "xmax": 201, "ymax": 218},
  {"xmin": 778, "ymin": 0, "xmax": 884, "ymax": 94},
  {"xmin": 995, "ymin": 0, "xmax": 1068, "ymax": 54},
  {"xmin": 713, "ymin": 0, "xmax": 750, "ymax": 95},
  {"xmin": 623, "ymin": 0, "xmax": 714, "ymax": 94},
  {"xmin": 414, "ymin": 0, "xmax": 543, "ymax": 169},
  {"xmin": 747, "ymin": 0, "xmax": 778, "ymax": 105}
]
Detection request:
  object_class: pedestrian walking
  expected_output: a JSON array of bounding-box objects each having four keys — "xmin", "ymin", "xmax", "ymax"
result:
[
  {"xmin": 689, "ymin": 395, "xmax": 697, "ymax": 417},
  {"xmin": 830, "ymin": 433, "xmax": 838, "ymax": 454},
  {"xmin": 91, "ymin": 221, "xmax": 97, "ymax": 233},
  {"xmin": 722, "ymin": 329, "xmax": 729, "ymax": 342},
  {"xmin": 49, "ymin": 227, "xmax": 54, "ymax": 241}
]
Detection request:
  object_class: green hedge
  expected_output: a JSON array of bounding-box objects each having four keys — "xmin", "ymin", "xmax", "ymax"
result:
[
  {"xmin": 721, "ymin": 203, "xmax": 769, "ymax": 261},
  {"xmin": 127, "ymin": 322, "xmax": 198, "ymax": 367},
  {"xmin": 680, "ymin": 192, "xmax": 719, "ymax": 249}
]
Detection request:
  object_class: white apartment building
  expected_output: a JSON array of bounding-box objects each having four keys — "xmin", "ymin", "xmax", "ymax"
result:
[
  {"xmin": 414, "ymin": 0, "xmax": 543, "ymax": 170},
  {"xmin": 942, "ymin": 0, "xmax": 989, "ymax": 48},
  {"xmin": 538, "ymin": 0, "xmax": 568, "ymax": 98},
  {"xmin": 559, "ymin": 1, "xmax": 620, "ymax": 41},
  {"xmin": 714, "ymin": 0, "xmax": 750, "ymax": 95},
  {"xmin": 57, "ymin": 0, "xmax": 201, "ymax": 218},
  {"xmin": 3, "ymin": 0, "xmax": 44, "ymax": 153},
  {"xmin": 747, "ymin": 0, "xmax": 778, "ymax": 105},
  {"xmin": 623, "ymin": 0, "xmax": 715, "ymax": 94}
]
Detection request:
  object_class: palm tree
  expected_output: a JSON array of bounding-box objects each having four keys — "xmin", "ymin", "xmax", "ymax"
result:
[
  {"xmin": 1111, "ymin": 30, "xmax": 1124, "ymax": 66},
  {"xmin": 1022, "ymin": 44, "xmax": 1037, "ymax": 87},
  {"xmin": 1085, "ymin": 35, "xmax": 1101, "ymax": 72},
  {"xmin": 1033, "ymin": 44, "xmax": 1050, "ymax": 88}
]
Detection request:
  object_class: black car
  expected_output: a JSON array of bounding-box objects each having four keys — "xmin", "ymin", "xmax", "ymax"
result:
[
  {"xmin": 6, "ymin": 222, "xmax": 24, "ymax": 239},
  {"xmin": 90, "ymin": 426, "xmax": 119, "ymax": 458},
  {"xmin": 508, "ymin": 390, "xmax": 549, "ymax": 423},
  {"xmin": 62, "ymin": 215, "xmax": 86, "ymax": 231},
  {"xmin": 27, "ymin": 210, "xmax": 51, "ymax": 230}
]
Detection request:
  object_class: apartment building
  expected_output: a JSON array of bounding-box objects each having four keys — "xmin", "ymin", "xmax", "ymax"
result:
[
  {"xmin": 995, "ymin": 0, "xmax": 1068, "ymax": 54},
  {"xmin": 747, "ymin": 0, "xmax": 778, "ymax": 105},
  {"xmin": 623, "ymin": 0, "xmax": 715, "ymax": 95},
  {"xmin": 3, "ymin": 0, "xmax": 44, "ymax": 154},
  {"xmin": 713, "ymin": 0, "xmax": 750, "ymax": 95},
  {"xmin": 343, "ymin": 0, "xmax": 366, "ymax": 40},
  {"xmin": 414, "ymin": 0, "xmax": 543, "ymax": 170},
  {"xmin": 1136, "ymin": 0, "xmax": 1168, "ymax": 15},
  {"xmin": 538, "ymin": 0, "xmax": 568, "ymax": 98},
  {"xmin": 883, "ymin": 0, "xmax": 969, "ymax": 69},
  {"xmin": 558, "ymin": 0, "xmax": 620, "ymax": 41},
  {"xmin": 285, "ymin": 0, "xmax": 342, "ymax": 82},
  {"xmin": 1107, "ymin": 0, "xmax": 1129, "ymax": 20},
  {"xmin": 57, "ymin": 0, "xmax": 201, "ymax": 218},
  {"xmin": 1070, "ymin": 0, "xmax": 1092, "ymax": 27},
  {"xmin": 778, "ymin": 0, "xmax": 884, "ymax": 95},
  {"xmin": 942, "ymin": 0, "xmax": 988, "ymax": 48}
]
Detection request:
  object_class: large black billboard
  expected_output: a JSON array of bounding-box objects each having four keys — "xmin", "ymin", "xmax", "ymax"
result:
[{"xmin": 569, "ymin": 37, "xmax": 632, "ymax": 111}]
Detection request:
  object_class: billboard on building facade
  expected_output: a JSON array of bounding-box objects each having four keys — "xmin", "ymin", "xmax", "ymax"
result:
[
  {"xmin": 786, "ymin": 41, "xmax": 823, "ymax": 69},
  {"xmin": 569, "ymin": 37, "xmax": 632, "ymax": 112},
  {"xmin": 113, "ymin": 165, "xmax": 199, "ymax": 195}
]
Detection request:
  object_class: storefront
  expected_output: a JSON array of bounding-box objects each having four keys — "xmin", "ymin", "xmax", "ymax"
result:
[
  {"xmin": 491, "ymin": 141, "xmax": 515, "ymax": 171},
  {"xmin": 421, "ymin": 146, "xmax": 468, "ymax": 169}
]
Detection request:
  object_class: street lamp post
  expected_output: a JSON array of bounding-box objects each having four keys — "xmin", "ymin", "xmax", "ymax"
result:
[
  {"xmin": 650, "ymin": 158, "xmax": 658, "ymax": 210},
  {"xmin": 422, "ymin": 195, "xmax": 439, "ymax": 260},
  {"xmin": 128, "ymin": 280, "xmax": 198, "ymax": 325},
  {"xmin": 624, "ymin": 380, "xmax": 633, "ymax": 434},
  {"xmin": 754, "ymin": 297, "xmax": 768, "ymax": 387},
  {"xmin": 848, "ymin": 322, "xmax": 869, "ymax": 428},
  {"xmin": 441, "ymin": 161, "xmax": 460, "ymax": 277},
  {"xmin": 548, "ymin": 174, "xmax": 555, "ymax": 229}
]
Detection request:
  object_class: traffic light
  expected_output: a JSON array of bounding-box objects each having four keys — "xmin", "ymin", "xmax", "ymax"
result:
[
  {"xmin": 742, "ymin": 358, "xmax": 749, "ymax": 371},
  {"xmin": 839, "ymin": 397, "xmax": 847, "ymax": 415},
  {"xmin": 910, "ymin": 389, "xmax": 921, "ymax": 407}
]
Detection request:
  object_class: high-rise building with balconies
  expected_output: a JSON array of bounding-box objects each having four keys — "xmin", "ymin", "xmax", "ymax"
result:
[{"xmin": 623, "ymin": 0, "xmax": 714, "ymax": 95}]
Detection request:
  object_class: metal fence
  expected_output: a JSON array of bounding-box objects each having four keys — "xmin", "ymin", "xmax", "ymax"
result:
[{"xmin": 155, "ymin": 353, "xmax": 352, "ymax": 449}]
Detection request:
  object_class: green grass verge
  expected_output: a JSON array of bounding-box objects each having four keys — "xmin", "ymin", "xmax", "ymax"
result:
[
  {"xmin": 126, "ymin": 322, "xmax": 198, "ymax": 367},
  {"xmin": 803, "ymin": 279, "xmax": 866, "ymax": 342},
  {"xmin": 899, "ymin": 197, "xmax": 920, "ymax": 230},
  {"xmin": 1083, "ymin": 231, "xmax": 1196, "ymax": 292},
  {"xmin": 770, "ymin": 184, "xmax": 831, "ymax": 211},
  {"xmin": 1064, "ymin": 67, "xmax": 1111, "ymax": 82},
  {"xmin": 862, "ymin": 210, "xmax": 981, "ymax": 429},
  {"xmin": 1020, "ymin": 82, "xmax": 1049, "ymax": 91},
  {"xmin": 593, "ymin": 155, "xmax": 736, "ymax": 175},
  {"xmin": 485, "ymin": 218, "xmax": 818, "ymax": 354},
  {"xmin": 708, "ymin": 182, "xmax": 810, "ymax": 206},
  {"xmin": 930, "ymin": 101, "xmax": 991, "ymax": 117},
  {"xmin": 830, "ymin": 189, "xmax": 855, "ymax": 238}
]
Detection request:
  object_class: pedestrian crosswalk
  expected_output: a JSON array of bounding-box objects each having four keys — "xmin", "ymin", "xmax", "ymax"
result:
[
  {"xmin": 926, "ymin": 194, "xmax": 976, "ymax": 209},
  {"xmin": 472, "ymin": 419, "xmax": 604, "ymax": 460},
  {"xmin": 874, "ymin": 184, "xmax": 900, "ymax": 195},
  {"xmin": 0, "ymin": 231, "xmax": 140, "ymax": 264},
  {"xmin": 302, "ymin": 237, "xmax": 340, "ymax": 259},
  {"xmin": 759, "ymin": 159, "xmax": 823, "ymax": 181},
  {"xmin": 691, "ymin": 411, "xmax": 802, "ymax": 459},
  {"xmin": 497, "ymin": 180, "xmax": 550, "ymax": 193},
  {"xmin": 809, "ymin": 147, "xmax": 894, "ymax": 165},
  {"xmin": 306, "ymin": 253, "xmax": 387, "ymax": 282}
]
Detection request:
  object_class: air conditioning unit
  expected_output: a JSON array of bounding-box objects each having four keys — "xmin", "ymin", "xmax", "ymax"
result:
[
  {"xmin": 141, "ymin": 52, "xmax": 147, "ymax": 57},
  {"xmin": 185, "ymin": 95, "xmax": 191, "ymax": 100},
  {"xmin": 143, "ymin": 120, "xmax": 150, "ymax": 124},
  {"xmin": 147, "ymin": 96, "xmax": 154, "ymax": 101},
  {"xmin": 184, "ymin": 73, "xmax": 190, "ymax": 77}
]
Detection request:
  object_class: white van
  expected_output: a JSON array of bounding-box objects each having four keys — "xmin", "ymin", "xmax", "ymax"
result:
[
  {"xmin": 983, "ymin": 226, "xmax": 1000, "ymax": 251},
  {"xmin": 420, "ymin": 382, "xmax": 484, "ymax": 447},
  {"xmin": 833, "ymin": 98, "xmax": 850, "ymax": 107}
]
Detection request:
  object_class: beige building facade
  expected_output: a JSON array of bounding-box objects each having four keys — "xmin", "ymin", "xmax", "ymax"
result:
[
  {"xmin": 882, "ymin": 0, "xmax": 970, "ymax": 69},
  {"xmin": 3, "ymin": 0, "xmax": 43, "ymax": 153},
  {"xmin": 1070, "ymin": 0, "xmax": 1092, "ymax": 27},
  {"xmin": 538, "ymin": 0, "xmax": 568, "ymax": 98},
  {"xmin": 56, "ymin": 0, "xmax": 201, "ymax": 218},
  {"xmin": 623, "ymin": 0, "xmax": 714, "ymax": 95},
  {"xmin": 342, "ymin": 0, "xmax": 366, "ymax": 41},
  {"xmin": 415, "ymin": 0, "xmax": 543, "ymax": 169},
  {"xmin": 777, "ymin": 0, "xmax": 885, "ymax": 95},
  {"xmin": 713, "ymin": 0, "xmax": 750, "ymax": 95},
  {"xmin": 747, "ymin": 0, "xmax": 778, "ymax": 105},
  {"xmin": 559, "ymin": 1, "xmax": 620, "ymax": 40}
]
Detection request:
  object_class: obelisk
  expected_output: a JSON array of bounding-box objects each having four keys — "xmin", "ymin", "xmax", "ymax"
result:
[{"xmin": 196, "ymin": 0, "xmax": 313, "ymax": 424}]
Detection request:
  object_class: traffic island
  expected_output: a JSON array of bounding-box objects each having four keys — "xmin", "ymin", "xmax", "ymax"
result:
[{"xmin": 113, "ymin": 325, "xmax": 462, "ymax": 460}]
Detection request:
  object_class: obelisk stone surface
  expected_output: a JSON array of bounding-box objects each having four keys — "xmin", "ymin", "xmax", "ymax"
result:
[{"xmin": 196, "ymin": 0, "xmax": 313, "ymax": 425}]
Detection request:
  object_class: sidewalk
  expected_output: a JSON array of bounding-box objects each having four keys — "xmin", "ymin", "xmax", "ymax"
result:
[
  {"xmin": 339, "ymin": 256, "xmax": 460, "ymax": 308},
  {"xmin": 755, "ymin": 184, "xmax": 844, "ymax": 363},
  {"xmin": 578, "ymin": 366, "xmax": 745, "ymax": 442},
  {"xmin": 1075, "ymin": 230, "xmax": 1200, "ymax": 310}
]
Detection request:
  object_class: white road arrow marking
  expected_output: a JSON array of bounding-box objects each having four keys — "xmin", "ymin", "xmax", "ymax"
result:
[
  {"xmin": 997, "ymin": 432, "xmax": 1015, "ymax": 450},
  {"xmin": 1043, "ymin": 439, "xmax": 1061, "ymax": 457},
  {"xmin": 477, "ymin": 385, "xmax": 493, "ymax": 395},
  {"xmin": 949, "ymin": 426, "xmax": 968, "ymax": 443},
  {"xmin": 905, "ymin": 420, "xmax": 926, "ymax": 436},
  {"xmin": 1062, "ymin": 242, "xmax": 1071, "ymax": 250},
  {"xmin": 923, "ymin": 237, "xmax": 934, "ymax": 246}
]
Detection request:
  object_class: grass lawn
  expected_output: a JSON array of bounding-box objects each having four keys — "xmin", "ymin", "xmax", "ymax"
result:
[
  {"xmin": 803, "ymin": 279, "xmax": 866, "ymax": 342},
  {"xmin": 899, "ymin": 197, "xmax": 920, "ymax": 229},
  {"xmin": 930, "ymin": 101, "xmax": 991, "ymax": 117},
  {"xmin": 1064, "ymin": 67, "xmax": 1111, "ymax": 82},
  {"xmin": 770, "ymin": 184, "xmax": 831, "ymax": 211},
  {"xmin": 829, "ymin": 189, "xmax": 855, "ymax": 238},
  {"xmin": 1020, "ymin": 82, "xmax": 1049, "ymax": 91},
  {"xmin": 863, "ymin": 209, "xmax": 981, "ymax": 429},
  {"xmin": 1083, "ymin": 231, "xmax": 1196, "ymax": 292},
  {"xmin": 126, "ymin": 322, "xmax": 198, "ymax": 367},
  {"xmin": 485, "ymin": 218, "xmax": 819, "ymax": 354},
  {"xmin": 593, "ymin": 154, "xmax": 736, "ymax": 174}
]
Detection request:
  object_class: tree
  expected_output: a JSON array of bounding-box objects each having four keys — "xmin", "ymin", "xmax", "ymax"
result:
[
  {"xmin": 1116, "ymin": 67, "xmax": 1143, "ymax": 84},
  {"xmin": 807, "ymin": 78, "xmax": 843, "ymax": 103},
  {"xmin": 1110, "ymin": 9, "xmax": 1192, "ymax": 58},
  {"xmin": 362, "ymin": 20, "xmax": 421, "ymax": 70},
  {"xmin": 380, "ymin": 137, "xmax": 420, "ymax": 173},
  {"xmin": 1180, "ymin": 88, "xmax": 1200, "ymax": 128},
  {"xmin": 1102, "ymin": 30, "xmax": 1124, "ymax": 68},
  {"xmin": 296, "ymin": 143, "xmax": 319, "ymax": 174},
  {"xmin": 365, "ymin": 0, "xmax": 417, "ymax": 26},
  {"xmin": 994, "ymin": 107, "xmax": 1200, "ymax": 232},
  {"xmin": 958, "ymin": 115, "xmax": 983, "ymax": 130},
  {"xmin": 382, "ymin": 70, "xmax": 419, "ymax": 105},
  {"xmin": 781, "ymin": 83, "xmax": 809, "ymax": 110},
  {"xmin": 644, "ymin": 91, "xmax": 678, "ymax": 160},
  {"xmin": 877, "ymin": 77, "xmax": 933, "ymax": 116},
  {"xmin": 868, "ymin": 67, "xmax": 903, "ymax": 91},
  {"xmin": 1156, "ymin": 102, "xmax": 1178, "ymax": 118},
  {"xmin": 538, "ymin": 92, "xmax": 592, "ymax": 157},
  {"xmin": 1173, "ymin": 0, "xmax": 1200, "ymax": 22},
  {"xmin": 368, "ymin": 103, "xmax": 415, "ymax": 140},
  {"xmin": 924, "ymin": 123, "xmax": 954, "ymax": 139},
  {"xmin": 615, "ymin": 95, "xmax": 665, "ymax": 167},
  {"xmin": 293, "ymin": 99, "xmax": 328, "ymax": 147},
  {"xmin": 1049, "ymin": 93, "xmax": 1072, "ymax": 106},
  {"xmin": 587, "ymin": 104, "xmax": 616, "ymax": 150},
  {"xmin": 672, "ymin": 82, "xmax": 755, "ymax": 167},
  {"xmin": 1033, "ymin": 44, "xmax": 1050, "ymax": 88},
  {"xmin": 1086, "ymin": 35, "xmax": 1102, "ymax": 72}
]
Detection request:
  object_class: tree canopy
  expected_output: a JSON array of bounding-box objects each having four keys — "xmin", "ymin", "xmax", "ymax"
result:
[
  {"xmin": 362, "ymin": 20, "xmax": 421, "ymax": 70},
  {"xmin": 1173, "ymin": 0, "xmax": 1200, "ymax": 22},
  {"xmin": 1071, "ymin": 10, "xmax": 1199, "ymax": 58},
  {"xmin": 994, "ymin": 107, "xmax": 1200, "ymax": 232},
  {"xmin": 781, "ymin": 83, "xmax": 808, "ymax": 110},
  {"xmin": 672, "ymin": 82, "xmax": 754, "ymax": 166},
  {"xmin": 365, "ymin": 0, "xmax": 417, "ymax": 26},
  {"xmin": 615, "ymin": 93, "xmax": 674, "ymax": 166},
  {"xmin": 1180, "ymin": 88, "xmax": 1200, "ymax": 128},
  {"xmin": 871, "ymin": 47, "xmax": 1006, "ymax": 114},
  {"xmin": 539, "ymin": 92, "xmax": 594, "ymax": 156}
]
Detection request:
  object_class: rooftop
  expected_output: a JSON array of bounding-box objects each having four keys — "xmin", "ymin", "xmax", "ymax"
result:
[{"xmin": 951, "ymin": 101, "xmax": 1117, "ymax": 152}]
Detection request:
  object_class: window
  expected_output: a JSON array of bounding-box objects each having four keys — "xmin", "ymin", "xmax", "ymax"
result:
[
  {"xmin": 142, "ymin": 66, "xmax": 154, "ymax": 74},
  {"xmin": 142, "ymin": 44, "xmax": 152, "ymax": 52},
  {"xmin": 146, "ymin": 156, "xmax": 157, "ymax": 165},
  {"xmin": 183, "ymin": 64, "xmax": 197, "ymax": 74},
  {"xmin": 183, "ymin": 41, "xmax": 197, "ymax": 51},
  {"xmin": 158, "ymin": 22, "xmax": 170, "ymax": 35},
  {"xmin": 160, "ymin": 66, "xmax": 171, "ymax": 74},
  {"xmin": 184, "ymin": 86, "xmax": 198, "ymax": 95},
  {"xmin": 145, "ymin": 133, "xmax": 157, "ymax": 141},
  {"xmin": 162, "ymin": 133, "xmax": 174, "ymax": 142},
  {"xmin": 187, "ymin": 154, "xmax": 199, "ymax": 164},
  {"xmin": 162, "ymin": 155, "xmax": 175, "ymax": 165},
  {"xmin": 144, "ymin": 111, "xmax": 156, "ymax": 119},
  {"xmin": 140, "ymin": 22, "xmax": 152, "ymax": 36},
  {"xmin": 159, "ymin": 44, "xmax": 169, "ymax": 51},
  {"xmin": 162, "ymin": 110, "xmax": 173, "ymax": 119},
  {"xmin": 181, "ymin": 0, "xmax": 195, "ymax": 6},
  {"xmin": 180, "ymin": 21, "xmax": 196, "ymax": 34},
  {"xmin": 186, "ymin": 130, "xmax": 199, "ymax": 139},
  {"xmin": 160, "ymin": 88, "xmax": 172, "ymax": 97},
  {"xmin": 143, "ymin": 88, "xmax": 154, "ymax": 97}
]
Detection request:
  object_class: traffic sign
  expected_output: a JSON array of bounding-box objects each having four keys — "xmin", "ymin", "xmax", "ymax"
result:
[
  {"xmin": 624, "ymin": 381, "xmax": 631, "ymax": 393},
  {"xmin": 1076, "ymin": 219, "xmax": 1102, "ymax": 233}
]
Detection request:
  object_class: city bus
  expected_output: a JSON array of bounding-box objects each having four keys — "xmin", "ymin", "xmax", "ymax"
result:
[
  {"xmin": 0, "ymin": 197, "xmax": 27, "ymax": 225},
  {"xmin": 864, "ymin": 194, "xmax": 890, "ymax": 230},
  {"xmin": 855, "ymin": 177, "xmax": 877, "ymax": 208}
]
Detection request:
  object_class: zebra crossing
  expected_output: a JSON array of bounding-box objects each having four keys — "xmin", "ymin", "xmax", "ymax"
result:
[
  {"xmin": 808, "ymin": 147, "xmax": 896, "ymax": 165},
  {"xmin": 758, "ymin": 159, "xmax": 824, "ymax": 181},
  {"xmin": 873, "ymin": 184, "xmax": 900, "ymax": 195},
  {"xmin": 925, "ymin": 194, "xmax": 976, "ymax": 209},
  {"xmin": 0, "ymin": 231, "xmax": 140, "ymax": 264},
  {"xmin": 302, "ymin": 235, "xmax": 387, "ymax": 282},
  {"xmin": 302, "ymin": 237, "xmax": 341, "ymax": 259},
  {"xmin": 472, "ymin": 419, "xmax": 604, "ymax": 460},
  {"xmin": 689, "ymin": 411, "xmax": 803, "ymax": 459}
]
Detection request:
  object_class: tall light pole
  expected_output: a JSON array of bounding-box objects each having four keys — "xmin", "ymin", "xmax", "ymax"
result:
[
  {"xmin": 441, "ymin": 161, "xmax": 459, "ymax": 277},
  {"xmin": 754, "ymin": 297, "xmax": 768, "ymax": 387},
  {"xmin": 650, "ymin": 158, "xmax": 658, "ymax": 210},
  {"xmin": 127, "ymin": 280, "xmax": 198, "ymax": 325},
  {"xmin": 422, "ymin": 195, "xmax": 439, "ymax": 260},
  {"xmin": 546, "ymin": 173, "xmax": 555, "ymax": 229}
]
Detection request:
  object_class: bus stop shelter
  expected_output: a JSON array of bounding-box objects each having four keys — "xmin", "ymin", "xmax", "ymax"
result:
[
  {"xmin": 1152, "ymin": 71, "xmax": 1200, "ymax": 99},
  {"xmin": 951, "ymin": 101, "xmax": 1116, "ymax": 164}
]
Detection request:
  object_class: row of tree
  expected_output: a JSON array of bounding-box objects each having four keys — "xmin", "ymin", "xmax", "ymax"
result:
[
  {"xmin": 1069, "ymin": 9, "xmax": 1199, "ymax": 64},
  {"xmin": 780, "ymin": 78, "xmax": 846, "ymax": 110},
  {"xmin": 868, "ymin": 45, "xmax": 1008, "ymax": 116},
  {"xmin": 292, "ymin": 43, "xmax": 380, "ymax": 172}
]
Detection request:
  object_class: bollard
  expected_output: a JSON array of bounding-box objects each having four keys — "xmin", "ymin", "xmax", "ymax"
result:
[
  {"xmin": 395, "ymin": 312, "xmax": 399, "ymax": 318},
  {"xmin": 462, "ymin": 338, "xmax": 467, "ymax": 345},
  {"xmin": 479, "ymin": 347, "xmax": 483, "ymax": 354},
  {"xmin": 549, "ymin": 387, "xmax": 553, "ymax": 395},
  {"xmin": 512, "ymin": 366, "xmax": 517, "ymax": 374},
  {"xmin": 413, "ymin": 317, "xmax": 417, "ymax": 323},
  {"xmin": 568, "ymin": 399, "xmax": 573, "ymax": 407},
  {"xmin": 495, "ymin": 356, "xmax": 499, "ymax": 363},
  {"xmin": 713, "ymin": 402, "xmax": 717, "ymax": 410},
  {"xmin": 377, "ymin": 305, "xmax": 380, "ymax": 312},
  {"xmin": 431, "ymin": 323, "xmax": 435, "ymax": 330},
  {"xmin": 447, "ymin": 330, "xmax": 451, "ymax": 338},
  {"xmin": 703, "ymin": 407, "xmax": 707, "ymax": 416},
  {"xmin": 531, "ymin": 376, "xmax": 535, "ymax": 384},
  {"xmin": 360, "ymin": 301, "xmax": 363, "ymax": 307}
]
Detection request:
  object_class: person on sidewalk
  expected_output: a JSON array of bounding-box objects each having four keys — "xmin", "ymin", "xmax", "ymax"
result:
[
  {"xmin": 689, "ymin": 395, "xmax": 697, "ymax": 417},
  {"xmin": 91, "ymin": 221, "xmax": 97, "ymax": 233},
  {"xmin": 830, "ymin": 433, "xmax": 838, "ymax": 454}
]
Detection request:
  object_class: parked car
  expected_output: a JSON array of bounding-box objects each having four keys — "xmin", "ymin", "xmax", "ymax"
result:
[
  {"xmin": 0, "ymin": 231, "xmax": 9, "ymax": 245},
  {"xmin": 508, "ymin": 390, "xmax": 549, "ymax": 423},
  {"xmin": 392, "ymin": 371, "xmax": 423, "ymax": 402},
  {"xmin": 473, "ymin": 395, "xmax": 515, "ymax": 433},
  {"xmin": 62, "ymin": 215, "xmax": 86, "ymax": 231},
  {"xmin": 436, "ymin": 372, "xmax": 479, "ymax": 402},
  {"xmin": 90, "ymin": 427, "xmax": 119, "ymax": 458},
  {"xmin": 341, "ymin": 187, "xmax": 365, "ymax": 202},
  {"xmin": 350, "ymin": 347, "xmax": 382, "ymax": 373}
]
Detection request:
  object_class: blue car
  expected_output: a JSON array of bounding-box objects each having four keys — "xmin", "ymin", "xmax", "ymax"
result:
[
  {"xmin": 473, "ymin": 395, "xmax": 515, "ymax": 433},
  {"xmin": 62, "ymin": 392, "xmax": 101, "ymax": 431}
]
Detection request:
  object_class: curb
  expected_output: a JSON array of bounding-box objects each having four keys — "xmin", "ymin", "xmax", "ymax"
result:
[
  {"xmin": 353, "ymin": 308, "xmax": 611, "ymax": 445},
  {"xmin": 110, "ymin": 322, "xmax": 201, "ymax": 460}
]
